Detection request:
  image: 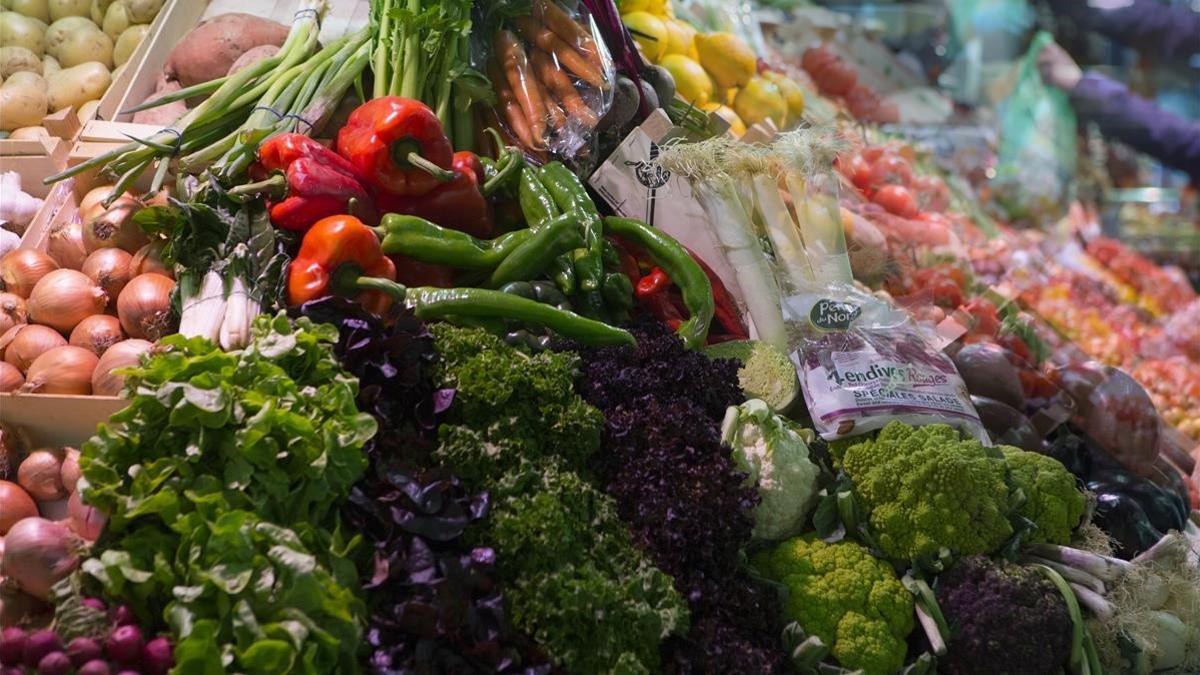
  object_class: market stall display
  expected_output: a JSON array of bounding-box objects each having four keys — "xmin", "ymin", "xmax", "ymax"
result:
[{"xmin": 0, "ymin": 0, "xmax": 1196, "ymax": 674}]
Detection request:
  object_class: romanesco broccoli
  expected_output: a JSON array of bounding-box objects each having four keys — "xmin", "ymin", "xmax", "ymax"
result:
[
  {"xmin": 841, "ymin": 422, "xmax": 1014, "ymax": 561},
  {"xmin": 1001, "ymin": 447, "xmax": 1085, "ymax": 544},
  {"xmin": 754, "ymin": 536, "xmax": 914, "ymax": 675}
]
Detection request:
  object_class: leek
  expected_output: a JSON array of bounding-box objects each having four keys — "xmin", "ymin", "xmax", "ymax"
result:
[{"xmin": 179, "ymin": 269, "xmax": 227, "ymax": 343}]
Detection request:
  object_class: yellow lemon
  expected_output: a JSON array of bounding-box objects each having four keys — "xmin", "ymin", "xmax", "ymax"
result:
[
  {"xmin": 623, "ymin": 11, "xmax": 668, "ymax": 62},
  {"xmin": 701, "ymin": 102, "xmax": 746, "ymax": 137},
  {"xmin": 733, "ymin": 76, "xmax": 787, "ymax": 128},
  {"xmin": 764, "ymin": 71, "xmax": 805, "ymax": 127},
  {"xmin": 621, "ymin": 0, "xmax": 670, "ymax": 18},
  {"xmin": 663, "ymin": 19, "xmax": 698, "ymax": 57},
  {"xmin": 694, "ymin": 32, "xmax": 757, "ymax": 90},
  {"xmin": 661, "ymin": 54, "xmax": 713, "ymax": 105},
  {"xmin": 724, "ymin": 87, "xmax": 737, "ymax": 106}
]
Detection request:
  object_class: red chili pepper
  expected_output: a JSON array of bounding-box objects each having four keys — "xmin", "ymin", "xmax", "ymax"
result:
[
  {"xmin": 636, "ymin": 267, "xmax": 671, "ymax": 297},
  {"xmin": 376, "ymin": 151, "xmax": 494, "ymax": 239},
  {"xmin": 390, "ymin": 254, "xmax": 457, "ymax": 289},
  {"xmin": 288, "ymin": 215, "xmax": 397, "ymax": 315},
  {"xmin": 685, "ymin": 248, "xmax": 749, "ymax": 341},
  {"xmin": 336, "ymin": 97, "xmax": 456, "ymax": 198}
]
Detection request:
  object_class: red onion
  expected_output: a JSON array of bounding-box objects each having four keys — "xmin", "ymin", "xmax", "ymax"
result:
[
  {"xmin": 20, "ymin": 346, "xmax": 98, "ymax": 395},
  {"xmin": 0, "ymin": 363, "xmax": 21, "ymax": 392},
  {"xmin": 117, "ymin": 274, "xmax": 174, "ymax": 340},
  {"xmin": 80, "ymin": 249, "xmax": 132, "ymax": 306},
  {"xmin": 59, "ymin": 449, "xmax": 80, "ymax": 495},
  {"xmin": 46, "ymin": 217, "xmax": 88, "ymax": 271},
  {"xmin": 26, "ymin": 270, "xmax": 108, "ymax": 334},
  {"xmin": 0, "ymin": 481, "xmax": 37, "ymax": 534},
  {"xmin": 16, "ymin": 450, "xmax": 64, "ymax": 502},
  {"xmin": 91, "ymin": 339, "xmax": 152, "ymax": 397},
  {"xmin": 3, "ymin": 325, "xmax": 66, "ymax": 373},
  {"xmin": 0, "ymin": 294, "xmax": 25, "ymax": 335},
  {"xmin": 69, "ymin": 316, "xmax": 124, "ymax": 357},
  {"xmin": 66, "ymin": 491, "xmax": 104, "ymax": 541},
  {"xmin": 0, "ymin": 250, "xmax": 58, "ymax": 299},
  {"xmin": 0, "ymin": 517, "xmax": 79, "ymax": 600}
]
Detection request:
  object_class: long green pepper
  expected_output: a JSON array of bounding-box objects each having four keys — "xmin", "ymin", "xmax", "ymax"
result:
[
  {"xmin": 538, "ymin": 162, "xmax": 604, "ymax": 292},
  {"xmin": 518, "ymin": 166, "xmax": 577, "ymax": 295},
  {"xmin": 488, "ymin": 214, "xmax": 584, "ymax": 288},
  {"xmin": 378, "ymin": 214, "xmax": 532, "ymax": 269}
]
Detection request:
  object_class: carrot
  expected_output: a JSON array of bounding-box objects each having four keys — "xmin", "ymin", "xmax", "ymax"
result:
[
  {"xmin": 533, "ymin": 0, "xmax": 602, "ymax": 72},
  {"xmin": 494, "ymin": 30, "xmax": 547, "ymax": 149},
  {"xmin": 530, "ymin": 48, "xmax": 598, "ymax": 128},
  {"xmin": 545, "ymin": 95, "xmax": 568, "ymax": 133},
  {"xmin": 513, "ymin": 17, "xmax": 604, "ymax": 89},
  {"xmin": 488, "ymin": 58, "xmax": 538, "ymax": 150}
]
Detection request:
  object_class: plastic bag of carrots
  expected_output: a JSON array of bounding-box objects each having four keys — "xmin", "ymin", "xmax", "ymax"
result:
[{"xmin": 483, "ymin": 0, "xmax": 615, "ymax": 161}]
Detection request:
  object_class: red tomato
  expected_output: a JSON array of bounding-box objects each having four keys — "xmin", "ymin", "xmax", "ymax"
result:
[
  {"xmin": 873, "ymin": 185, "xmax": 919, "ymax": 218},
  {"xmin": 840, "ymin": 154, "xmax": 873, "ymax": 190},
  {"xmin": 912, "ymin": 175, "xmax": 951, "ymax": 213},
  {"xmin": 868, "ymin": 156, "xmax": 914, "ymax": 189},
  {"xmin": 822, "ymin": 62, "xmax": 858, "ymax": 96},
  {"xmin": 861, "ymin": 145, "xmax": 888, "ymax": 163},
  {"xmin": 801, "ymin": 46, "xmax": 836, "ymax": 75},
  {"xmin": 963, "ymin": 297, "xmax": 1001, "ymax": 337},
  {"xmin": 844, "ymin": 84, "xmax": 879, "ymax": 118}
]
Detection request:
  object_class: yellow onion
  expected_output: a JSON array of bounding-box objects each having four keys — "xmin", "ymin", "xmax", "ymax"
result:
[
  {"xmin": 69, "ymin": 315, "xmax": 124, "ymax": 356},
  {"xmin": 27, "ymin": 270, "xmax": 108, "ymax": 334},
  {"xmin": 117, "ymin": 274, "xmax": 174, "ymax": 340},
  {"xmin": 46, "ymin": 216, "xmax": 88, "ymax": 270},
  {"xmin": 0, "ymin": 250, "xmax": 59, "ymax": 299},
  {"xmin": 16, "ymin": 449, "xmax": 64, "ymax": 502},
  {"xmin": 80, "ymin": 248, "xmax": 132, "ymax": 305},
  {"xmin": 78, "ymin": 185, "xmax": 128, "ymax": 224},
  {"xmin": 0, "ymin": 362, "xmax": 22, "ymax": 392},
  {"xmin": 143, "ymin": 188, "xmax": 170, "ymax": 208},
  {"xmin": 0, "ymin": 293, "xmax": 27, "ymax": 335},
  {"xmin": 20, "ymin": 346, "xmax": 98, "ymax": 395},
  {"xmin": 130, "ymin": 240, "xmax": 172, "ymax": 279},
  {"xmin": 0, "ymin": 480, "xmax": 37, "ymax": 534},
  {"xmin": 3, "ymin": 325, "xmax": 66, "ymax": 372},
  {"xmin": 83, "ymin": 197, "xmax": 148, "ymax": 253},
  {"xmin": 91, "ymin": 338, "xmax": 152, "ymax": 396}
]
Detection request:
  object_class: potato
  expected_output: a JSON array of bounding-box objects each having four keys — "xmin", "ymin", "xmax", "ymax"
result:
[
  {"xmin": 165, "ymin": 13, "xmax": 288, "ymax": 87},
  {"xmin": 48, "ymin": 19, "xmax": 111, "ymax": 68},
  {"xmin": 98, "ymin": 0, "xmax": 124, "ymax": 39},
  {"xmin": 0, "ymin": 45, "xmax": 40, "ymax": 77},
  {"xmin": 8, "ymin": 124, "xmax": 46, "ymax": 139},
  {"xmin": 75, "ymin": 95, "xmax": 97, "ymax": 120},
  {"xmin": 47, "ymin": 0, "xmax": 88, "ymax": 21},
  {"xmin": 0, "ymin": 70, "xmax": 48, "ymax": 130},
  {"xmin": 8, "ymin": 0, "xmax": 49, "ymax": 23},
  {"xmin": 41, "ymin": 53, "xmax": 58, "ymax": 75},
  {"xmin": 0, "ymin": 11, "xmax": 47, "ymax": 55},
  {"xmin": 88, "ymin": 0, "xmax": 110, "ymax": 24},
  {"xmin": 123, "ymin": 0, "xmax": 158, "ymax": 23},
  {"xmin": 43, "ymin": 14, "xmax": 88, "ymax": 50},
  {"xmin": 46, "ymin": 59, "xmax": 108, "ymax": 110},
  {"xmin": 111, "ymin": 21, "xmax": 144, "ymax": 66}
]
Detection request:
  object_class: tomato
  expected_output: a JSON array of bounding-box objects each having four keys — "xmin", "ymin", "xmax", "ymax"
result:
[
  {"xmin": 868, "ymin": 155, "xmax": 913, "ymax": 189},
  {"xmin": 861, "ymin": 145, "xmax": 887, "ymax": 163},
  {"xmin": 822, "ymin": 62, "xmax": 857, "ymax": 96},
  {"xmin": 872, "ymin": 184, "xmax": 919, "ymax": 218},
  {"xmin": 912, "ymin": 175, "xmax": 951, "ymax": 213},
  {"xmin": 963, "ymin": 297, "xmax": 1001, "ymax": 337},
  {"xmin": 801, "ymin": 46, "xmax": 834, "ymax": 73},
  {"xmin": 839, "ymin": 154, "xmax": 873, "ymax": 190},
  {"xmin": 928, "ymin": 277, "xmax": 965, "ymax": 309}
]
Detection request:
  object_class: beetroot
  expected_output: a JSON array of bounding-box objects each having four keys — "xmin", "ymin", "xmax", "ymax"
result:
[
  {"xmin": 141, "ymin": 637, "xmax": 172, "ymax": 675},
  {"xmin": 0, "ymin": 627, "xmax": 26, "ymax": 665},
  {"xmin": 78, "ymin": 661, "xmax": 111, "ymax": 675},
  {"xmin": 37, "ymin": 651, "xmax": 72, "ymax": 675},
  {"xmin": 22, "ymin": 631, "xmax": 62, "ymax": 668},
  {"xmin": 67, "ymin": 636, "xmax": 103, "ymax": 666},
  {"xmin": 105, "ymin": 625, "xmax": 143, "ymax": 665}
]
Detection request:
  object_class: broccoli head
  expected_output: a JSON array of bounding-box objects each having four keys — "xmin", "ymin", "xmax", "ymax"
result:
[
  {"xmin": 1001, "ymin": 447, "xmax": 1086, "ymax": 545},
  {"xmin": 754, "ymin": 536, "xmax": 914, "ymax": 675},
  {"xmin": 841, "ymin": 422, "xmax": 1014, "ymax": 561},
  {"xmin": 934, "ymin": 555, "xmax": 1072, "ymax": 675}
]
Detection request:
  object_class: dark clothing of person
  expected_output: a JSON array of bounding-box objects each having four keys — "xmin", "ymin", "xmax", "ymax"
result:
[
  {"xmin": 1048, "ymin": 0, "xmax": 1200, "ymax": 64},
  {"xmin": 1071, "ymin": 72, "xmax": 1200, "ymax": 180}
]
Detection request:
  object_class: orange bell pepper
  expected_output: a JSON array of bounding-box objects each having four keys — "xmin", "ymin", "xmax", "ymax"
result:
[{"xmin": 288, "ymin": 215, "xmax": 397, "ymax": 315}]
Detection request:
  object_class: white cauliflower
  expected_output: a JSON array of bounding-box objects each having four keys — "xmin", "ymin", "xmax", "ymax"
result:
[{"xmin": 721, "ymin": 399, "xmax": 821, "ymax": 541}]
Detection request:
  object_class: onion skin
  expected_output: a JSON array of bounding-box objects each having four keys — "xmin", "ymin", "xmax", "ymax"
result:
[
  {"xmin": 130, "ymin": 241, "xmax": 172, "ymax": 279},
  {"xmin": 59, "ymin": 449, "xmax": 80, "ymax": 494},
  {"xmin": 0, "ymin": 294, "xmax": 26, "ymax": 335},
  {"xmin": 69, "ymin": 315, "xmax": 124, "ymax": 356},
  {"xmin": 80, "ymin": 249, "xmax": 133, "ymax": 306},
  {"xmin": 66, "ymin": 490, "xmax": 104, "ymax": 541},
  {"xmin": 117, "ymin": 274, "xmax": 175, "ymax": 340},
  {"xmin": 3, "ymin": 326, "xmax": 67, "ymax": 372},
  {"xmin": 16, "ymin": 450, "xmax": 65, "ymax": 502},
  {"xmin": 83, "ymin": 198, "xmax": 148, "ymax": 254},
  {"xmin": 91, "ymin": 339, "xmax": 152, "ymax": 397},
  {"xmin": 0, "ymin": 517, "xmax": 80, "ymax": 600},
  {"xmin": 0, "ymin": 250, "xmax": 59, "ymax": 299},
  {"xmin": 47, "ymin": 217, "xmax": 88, "ymax": 270},
  {"xmin": 0, "ymin": 363, "xmax": 22, "ymax": 392},
  {"xmin": 26, "ymin": 270, "xmax": 108, "ymax": 334},
  {"xmin": 0, "ymin": 480, "xmax": 38, "ymax": 534},
  {"xmin": 78, "ymin": 186, "xmax": 125, "ymax": 224},
  {"xmin": 21, "ymin": 346, "xmax": 98, "ymax": 395}
]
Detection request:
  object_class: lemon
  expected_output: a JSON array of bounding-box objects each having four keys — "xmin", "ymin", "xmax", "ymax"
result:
[
  {"xmin": 663, "ymin": 19, "xmax": 698, "ymax": 57},
  {"xmin": 620, "ymin": 0, "xmax": 671, "ymax": 18},
  {"xmin": 694, "ymin": 32, "xmax": 756, "ymax": 90},
  {"xmin": 733, "ymin": 76, "xmax": 787, "ymax": 128},
  {"xmin": 623, "ymin": 11, "xmax": 668, "ymax": 63},
  {"xmin": 701, "ymin": 102, "xmax": 746, "ymax": 137},
  {"xmin": 764, "ymin": 72, "xmax": 805, "ymax": 127},
  {"xmin": 661, "ymin": 54, "xmax": 713, "ymax": 105}
]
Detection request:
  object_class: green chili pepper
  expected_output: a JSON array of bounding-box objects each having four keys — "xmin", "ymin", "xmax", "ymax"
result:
[
  {"xmin": 601, "ymin": 272, "xmax": 634, "ymax": 312},
  {"xmin": 483, "ymin": 131, "xmax": 525, "ymax": 197},
  {"xmin": 551, "ymin": 255, "xmax": 576, "ymax": 295},
  {"xmin": 499, "ymin": 281, "xmax": 537, "ymax": 300},
  {"xmin": 518, "ymin": 166, "xmax": 560, "ymax": 227},
  {"xmin": 602, "ymin": 239, "xmax": 621, "ymax": 270},
  {"xmin": 487, "ymin": 213, "xmax": 585, "ymax": 288},
  {"xmin": 576, "ymin": 289, "xmax": 606, "ymax": 320},
  {"xmin": 378, "ymin": 214, "xmax": 532, "ymax": 269},
  {"xmin": 538, "ymin": 162, "xmax": 604, "ymax": 292},
  {"xmin": 503, "ymin": 281, "xmax": 571, "ymax": 312},
  {"xmin": 604, "ymin": 216, "xmax": 713, "ymax": 349}
]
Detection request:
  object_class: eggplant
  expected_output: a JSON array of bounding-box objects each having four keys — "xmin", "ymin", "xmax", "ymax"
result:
[
  {"xmin": 954, "ymin": 343, "xmax": 1025, "ymax": 410},
  {"xmin": 971, "ymin": 395, "xmax": 1041, "ymax": 452},
  {"xmin": 1089, "ymin": 490, "xmax": 1165, "ymax": 560}
]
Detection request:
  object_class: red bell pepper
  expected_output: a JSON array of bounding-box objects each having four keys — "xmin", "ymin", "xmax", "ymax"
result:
[
  {"xmin": 288, "ymin": 215, "xmax": 397, "ymax": 315},
  {"xmin": 336, "ymin": 97, "xmax": 456, "ymax": 198},
  {"xmin": 376, "ymin": 150, "xmax": 494, "ymax": 239}
]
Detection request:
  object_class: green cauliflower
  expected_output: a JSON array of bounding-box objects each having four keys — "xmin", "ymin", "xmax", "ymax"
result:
[
  {"xmin": 841, "ymin": 422, "xmax": 1014, "ymax": 561},
  {"xmin": 1001, "ymin": 447, "xmax": 1085, "ymax": 544},
  {"xmin": 721, "ymin": 399, "xmax": 821, "ymax": 541},
  {"xmin": 754, "ymin": 536, "xmax": 914, "ymax": 675}
]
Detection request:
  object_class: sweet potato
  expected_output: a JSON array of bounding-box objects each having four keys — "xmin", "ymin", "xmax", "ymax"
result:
[
  {"xmin": 165, "ymin": 13, "xmax": 287, "ymax": 87},
  {"xmin": 226, "ymin": 43, "xmax": 277, "ymax": 76},
  {"xmin": 131, "ymin": 70, "xmax": 185, "ymax": 125}
]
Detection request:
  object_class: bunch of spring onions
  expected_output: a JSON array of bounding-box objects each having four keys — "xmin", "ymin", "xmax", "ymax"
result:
[{"xmin": 46, "ymin": 0, "xmax": 371, "ymax": 198}]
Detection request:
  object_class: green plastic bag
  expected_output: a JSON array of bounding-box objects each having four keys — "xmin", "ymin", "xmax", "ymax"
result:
[{"xmin": 994, "ymin": 31, "xmax": 1077, "ymax": 226}]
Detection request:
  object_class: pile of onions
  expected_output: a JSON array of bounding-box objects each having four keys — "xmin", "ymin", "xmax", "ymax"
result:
[
  {"xmin": 0, "ymin": 250, "xmax": 58, "ymax": 299},
  {"xmin": 0, "ymin": 363, "xmax": 22, "ymax": 392},
  {"xmin": 21, "ymin": 346, "xmax": 98, "ymax": 395},
  {"xmin": 46, "ymin": 217, "xmax": 88, "ymax": 270},
  {"xmin": 81, "ymin": 249, "xmax": 133, "ymax": 304},
  {"xmin": 0, "ymin": 293, "xmax": 26, "ymax": 334},
  {"xmin": 59, "ymin": 448, "xmax": 80, "ymax": 493},
  {"xmin": 0, "ymin": 517, "xmax": 80, "ymax": 600},
  {"xmin": 67, "ymin": 490, "xmax": 105, "ymax": 541},
  {"xmin": 117, "ymin": 274, "xmax": 175, "ymax": 340},
  {"xmin": 92, "ymin": 339, "xmax": 152, "ymax": 397},
  {"xmin": 27, "ymin": 270, "xmax": 107, "ymax": 334},
  {"xmin": 69, "ymin": 315, "xmax": 125, "ymax": 356},
  {"xmin": 130, "ymin": 241, "xmax": 172, "ymax": 279},
  {"xmin": 78, "ymin": 186, "xmax": 130, "ymax": 223},
  {"xmin": 0, "ymin": 480, "xmax": 37, "ymax": 534},
  {"xmin": 83, "ymin": 198, "xmax": 149, "ymax": 254},
  {"xmin": 3, "ymin": 325, "xmax": 66, "ymax": 372},
  {"xmin": 16, "ymin": 449, "xmax": 64, "ymax": 502}
]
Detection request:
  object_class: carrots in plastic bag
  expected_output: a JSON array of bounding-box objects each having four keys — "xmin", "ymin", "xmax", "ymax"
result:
[
  {"xmin": 530, "ymin": 48, "xmax": 598, "ymax": 128},
  {"xmin": 513, "ymin": 17, "xmax": 604, "ymax": 89},
  {"xmin": 488, "ymin": 58, "xmax": 538, "ymax": 150},
  {"xmin": 533, "ymin": 0, "xmax": 602, "ymax": 72},
  {"xmin": 494, "ymin": 30, "xmax": 547, "ymax": 148}
]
